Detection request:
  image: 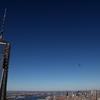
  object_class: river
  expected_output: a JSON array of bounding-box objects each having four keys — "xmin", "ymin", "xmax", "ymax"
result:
[{"xmin": 17, "ymin": 96, "xmax": 46, "ymax": 100}]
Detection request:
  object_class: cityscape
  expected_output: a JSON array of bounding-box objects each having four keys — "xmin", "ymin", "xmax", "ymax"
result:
[{"xmin": 7, "ymin": 90, "xmax": 100, "ymax": 100}]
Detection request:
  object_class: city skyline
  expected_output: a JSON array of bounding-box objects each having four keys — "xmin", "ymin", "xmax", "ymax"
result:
[{"xmin": 0, "ymin": 0, "xmax": 100, "ymax": 91}]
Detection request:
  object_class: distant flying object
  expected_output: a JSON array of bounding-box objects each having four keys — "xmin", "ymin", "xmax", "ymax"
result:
[{"xmin": 78, "ymin": 64, "xmax": 81, "ymax": 67}]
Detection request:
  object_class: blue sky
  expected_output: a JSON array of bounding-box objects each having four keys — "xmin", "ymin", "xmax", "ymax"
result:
[{"xmin": 0, "ymin": 0, "xmax": 100, "ymax": 91}]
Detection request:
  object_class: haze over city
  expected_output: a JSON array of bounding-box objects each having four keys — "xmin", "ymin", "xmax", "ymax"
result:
[{"xmin": 0, "ymin": 0, "xmax": 100, "ymax": 91}]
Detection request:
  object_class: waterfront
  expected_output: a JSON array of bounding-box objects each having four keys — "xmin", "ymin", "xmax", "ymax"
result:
[
  {"xmin": 8, "ymin": 96, "xmax": 46, "ymax": 100},
  {"xmin": 17, "ymin": 96, "xmax": 41, "ymax": 100}
]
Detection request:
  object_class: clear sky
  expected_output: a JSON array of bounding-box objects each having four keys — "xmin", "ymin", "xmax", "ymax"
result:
[{"xmin": 0, "ymin": 0, "xmax": 100, "ymax": 91}]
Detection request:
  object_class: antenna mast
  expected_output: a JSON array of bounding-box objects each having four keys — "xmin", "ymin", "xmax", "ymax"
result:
[{"xmin": 0, "ymin": 8, "xmax": 7, "ymax": 39}]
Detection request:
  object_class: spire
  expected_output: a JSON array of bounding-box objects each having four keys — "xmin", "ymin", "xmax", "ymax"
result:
[{"xmin": 0, "ymin": 8, "xmax": 7, "ymax": 40}]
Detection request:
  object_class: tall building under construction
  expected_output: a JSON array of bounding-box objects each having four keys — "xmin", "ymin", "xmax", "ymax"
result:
[{"xmin": 0, "ymin": 9, "xmax": 11, "ymax": 100}]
